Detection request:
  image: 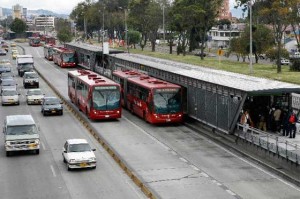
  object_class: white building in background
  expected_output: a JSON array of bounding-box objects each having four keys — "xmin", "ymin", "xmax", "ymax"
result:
[
  {"xmin": 0, "ymin": 7, "xmax": 3, "ymax": 18},
  {"xmin": 34, "ymin": 16, "xmax": 55, "ymax": 32},
  {"xmin": 207, "ymin": 23, "xmax": 245, "ymax": 49},
  {"xmin": 12, "ymin": 4, "xmax": 23, "ymax": 19}
]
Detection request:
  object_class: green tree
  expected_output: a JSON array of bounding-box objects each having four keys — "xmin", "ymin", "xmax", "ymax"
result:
[
  {"xmin": 170, "ymin": 0, "xmax": 222, "ymax": 57},
  {"xmin": 128, "ymin": 0, "xmax": 151, "ymax": 51},
  {"xmin": 128, "ymin": 30, "xmax": 140, "ymax": 48},
  {"xmin": 57, "ymin": 28, "xmax": 73, "ymax": 44},
  {"xmin": 9, "ymin": 18, "xmax": 27, "ymax": 34}
]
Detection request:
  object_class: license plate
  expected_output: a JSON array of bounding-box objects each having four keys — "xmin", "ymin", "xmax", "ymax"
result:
[
  {"xmin": 30, "ymin": 82, "xmax": 34, "ymax": 85},
  {"xmin": 105, "ymin": 115, "xmax": 110, "ymax": 118},
  {"xmin": 80, "ymin": 163, "xmax": 87, "ymax": 167},
  {"xmin": 51, "ymin": 110, "xmax": 56, "ymax": 113},
  {"xmin": 166, "ymin": 119, "xmax": 171, "ymax": 122}
]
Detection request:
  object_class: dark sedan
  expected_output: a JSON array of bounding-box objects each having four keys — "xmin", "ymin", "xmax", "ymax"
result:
[{"xmin": 41, "ymin": 97, "xmax": 63, "ymax": 116}]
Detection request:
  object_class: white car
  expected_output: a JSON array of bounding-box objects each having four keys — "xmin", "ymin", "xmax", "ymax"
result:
[
  {"xmin": 26, "ymin": 89, "xmax": 44, "ymax": 105},
  {"xmin": 62, "ymin": 139, "xmax": 97, "ymax": 171},
  {"xmin": 1, "ymin": 89, "xmax": 20, "ymax": 105},
  {"xmin": 280, "ymin": 58, "xmax": 290, "ymax": 65}
]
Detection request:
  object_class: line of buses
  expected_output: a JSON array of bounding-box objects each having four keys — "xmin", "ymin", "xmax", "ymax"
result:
[
  {"xmin": 43, "ymin": 45, "xmax": 76, "ymax": 68},
  {"xmin": 42, "ymin": 45, "xmax": 183, "ymax": 124},
  {"xmin": 67, "ymin": 69, "xmax": 183, "ymax": 124}
]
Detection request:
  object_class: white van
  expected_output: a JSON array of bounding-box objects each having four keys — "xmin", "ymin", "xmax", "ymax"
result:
[{"xmin": 3, "ymin": 115, "xmax": 40, "ymax": 156}]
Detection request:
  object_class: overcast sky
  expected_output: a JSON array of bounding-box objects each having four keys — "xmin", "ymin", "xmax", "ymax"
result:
[{"xmin": 1, "ymin": 0, "xmax": 238, "ymax": 15}]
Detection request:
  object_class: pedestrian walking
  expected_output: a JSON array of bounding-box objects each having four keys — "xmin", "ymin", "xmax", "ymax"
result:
[{"xmin": 288, "ymin": 111, "xmax": 298, "ymax": 138}]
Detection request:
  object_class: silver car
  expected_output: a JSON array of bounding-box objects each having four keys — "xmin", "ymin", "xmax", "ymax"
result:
[
  {"xmin": 26, "ymin": 89, "xmax": 44, "ymax": 105},
  {"xmin": 1, "ymin": 79, "xmax": 17, "ymax": 92},
  {"xmin": 1, "ymin": 89, "xmax": 20, "ymax": 105}
]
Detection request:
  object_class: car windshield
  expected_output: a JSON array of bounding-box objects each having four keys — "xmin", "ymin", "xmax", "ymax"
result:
[
  {"xmin": 25, "ymin": 73, "xmax": 38, "ymax": 78},
  {"xmin": 68, "ymin": 143, "xmax": 91, "ymax": 152},
  {"xmin": 44, "ymin": 98, "xmax": 60, "ymax": 105},
  {"xmin": 2, "ymin": 80, "xmax": 16, "ymax": 86},
  {"xmin": 2, "ymin": 90, "xmax": 17, "ymax": 96},
  {"xmin": 153, "ymin": 88, "xmax": 181, "ymax": 114},
  {"xmin": 92, "ymin": 86, "xmax": 120, "ymax": 110},
  {"xmin": 6, "ymin": 125, "xmax": 38, "ymax": 135},
  {"xmin": 28, "ymin": 89, "xmax": 42, "ymax": 95},
  {"xmin": 19, "ymin": 63, "xmax": 33, "ymax": 69},
  {"xmin": 1, "ymin": 72, "xmax": 13, "ymax": 77}
]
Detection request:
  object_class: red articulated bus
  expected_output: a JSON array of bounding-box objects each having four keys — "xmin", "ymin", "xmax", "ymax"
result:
[
  {"xmin": 112, "ymin": 70, "xmax": 183, "ymax": 124},
  {"xmin": 53, "ymin": 47, "xmax": 76, "ymax": 68},
  {"xmin": 28, "ymin": 37, "xmax": 41, "ymax": 47},
  {"xmin": 45, "ymin": 36, "xmax": 56, "ymax": 45},
  {"xmin": 68, "ymin": 69, "xmax": 122, "ymax": 120},
  {"xmin": 43, "ymin": 44, "xmax": 55, "ymax": 61}
]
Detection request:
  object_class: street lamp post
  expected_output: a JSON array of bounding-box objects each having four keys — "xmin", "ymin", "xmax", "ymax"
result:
[
  {"xmin": 125, "ymin": 9, "xmax": 129, "ymax": 53},
  {"xmin": 163, "ymin": 6, "xmax": 165, "ymax": 43},
  {"xmin": 249, "ymin": 0, "xmax": 253, "ymax": 74},
  {"xmin": 102, "ymin": 8, "xmax": 105, "ymax": 70}
]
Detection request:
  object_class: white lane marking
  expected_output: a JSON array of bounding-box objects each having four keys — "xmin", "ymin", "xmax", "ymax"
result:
[
  {"xmin": 50, "ymin": 165, "xmax": 56, "ymax": 177},
  {"xmin": 123, "ymin": 117, "xmax": 158, "ymax": 142},
  {"xmin": 226, "ymin": 190, "xmax": 236, "ymax": 196},
  {"xmin": 41, "ymin": 141, "xmax": 46, "ymax": 150},
  {"xmin": 206, "ymin": 136, "xmax": 300, "ymax": 191},
  {"xmin": 179, "ymin": 157, "xmax": 188, "ymax": 163},
  {"xmin": 35, "ymin": 48, "xmax": 61, "ymax": 73},
  {"xmin": 190, "ymin": 165, "xmax": 200, "ymax": 171},
  {"xmin": 200, "ymin": 172, "xmax": 209, "ymax": 178},
  {"xmin": 171, "ymin": 151, "xmax": 177, "ymax": 156}
]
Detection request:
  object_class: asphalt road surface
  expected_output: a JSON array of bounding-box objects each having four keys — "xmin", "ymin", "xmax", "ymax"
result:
[{"xmin": 2, "ymin": 42, "xmax": 299, "ymax": 199}]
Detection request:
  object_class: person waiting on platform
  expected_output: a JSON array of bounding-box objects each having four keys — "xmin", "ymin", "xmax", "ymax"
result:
[
  {"xmin": 273, "ymin": 106, "xmax": 282, "ymax": 133},
  {"xmin": 288, "ymin": 111, "xmax": 298, "ymax": 138},
  {"xmin": 240, "ymin": 109, "xmax": 253, "ymax": 132}
]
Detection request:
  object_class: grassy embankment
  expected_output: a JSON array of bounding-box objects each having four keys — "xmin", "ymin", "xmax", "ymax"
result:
[{"xmin": 116, "ymin": 46, "xmax": 300, "ymax": 85}]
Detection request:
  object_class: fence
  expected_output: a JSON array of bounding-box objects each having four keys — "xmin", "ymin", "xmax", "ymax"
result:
[{"xmin": 236, "ymin": 123, "xmax": 300, "ymax": 164}]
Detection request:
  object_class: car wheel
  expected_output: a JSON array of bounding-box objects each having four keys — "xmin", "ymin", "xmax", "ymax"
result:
[
  {"xmin": 43, "ymin": 110, "xmax": 46, "ymax": 116},
  {"xmin": 17, "ymin": 102, "xmax": 20, "ymax": 105},
  {"xmin": 35, "ymin": 149, "xmax": 39, "ymax": 155},
  {"xmin": 61, "ymin": 110, "xmax": 63, "ymax": 115},
  {"xmin": 92, "ymin": 166, "xmax": 96, "ymax": 169},
  {"xmin": 67, "ymin": 164, "xmax": 72, "ymax": 171},
  {"xmin": 6, "ymin": 151, "xmax": 11, "ymax": 157},
  {"xmin": 63, "ymin": 157, "xmax": 67, "ymax": 163}
]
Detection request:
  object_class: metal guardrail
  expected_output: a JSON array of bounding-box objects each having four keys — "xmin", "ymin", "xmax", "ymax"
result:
[{"xmin": 236, "ymin": 123, "xmax": 299, "ymax": 164}]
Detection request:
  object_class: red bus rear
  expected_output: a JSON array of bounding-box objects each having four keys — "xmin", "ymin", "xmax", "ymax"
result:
[
  {"xmin": 44, "ymin": 44, "xmax": 55, "ymax": 61},
  {"xmin": 53, "ymin": 47, "xmax": 76, "ymax": 68},
  {"xmin": 45, "ymin": 36, "xmax": 56, "ymax": 45},
  {"xmin": 28, "ymin": 37, "xmax": 41, "ymax": 47},
  {"xmin": 113, "ymin": 70, "xmax": 183, "ymax": 124},
  {"xmin": 68, "ymin": 69, "xmax": 122, "ymax": 120}
]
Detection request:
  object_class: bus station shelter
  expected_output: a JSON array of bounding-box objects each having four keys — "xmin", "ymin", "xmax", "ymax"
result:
[
  {"xmin": 65, "ymin": 42, "xmax": 123, "ymax": 74},
  {"xmin": 108, "ymin": 53, "xmax": 300, "ymax": 134}
]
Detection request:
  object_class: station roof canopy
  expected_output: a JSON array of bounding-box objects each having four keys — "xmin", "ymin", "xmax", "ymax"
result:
[
  {"xmin": 111, "ymin": 53, "xmax": 300, "ymax": 95},
  {"xmin": 66, "ymin": 42, "xmax": 124, "ymax": 54}
]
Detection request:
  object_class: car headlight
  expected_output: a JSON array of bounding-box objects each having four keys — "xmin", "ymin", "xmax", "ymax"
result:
[
  {"xmin": 35, "ymin": 139, "xmax": 40, "ymax": 144},
  {"xmin": 89, "ymin": 157, "xmax": 96, "ymax": 162},
  {"xmin": 69, "ymin": 159, "xmax": 76, "ymax": 163},
  {"xmin": 5, "ymin": 141, "xmax": 11, "ymax": 146}
]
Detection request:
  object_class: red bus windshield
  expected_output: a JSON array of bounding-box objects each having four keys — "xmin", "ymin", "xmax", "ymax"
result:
[
  {"xmin": 62, "ymin": 53, "xmax": 75, "ymax": 63},
  {"xmin": 92, "ymin": 86, "xmax": 120, "ymax": 111},
  {"xmin": 153, "ymin": 88, "xmax": 181, "ymax": 114}
]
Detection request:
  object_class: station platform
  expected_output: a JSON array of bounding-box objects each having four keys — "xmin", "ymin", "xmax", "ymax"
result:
[{"xmin": 235, "ymin": 124, "xmax": 300, "ymax": 164}]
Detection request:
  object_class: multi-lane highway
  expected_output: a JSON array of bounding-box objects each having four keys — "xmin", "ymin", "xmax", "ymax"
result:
[
  {"xmin": 0, "ymin": 46, "xmax": 146, "ymax": 199},
  {"xmin": 1, "ymin": 42, "xmax": 300, "ymax": 199}
]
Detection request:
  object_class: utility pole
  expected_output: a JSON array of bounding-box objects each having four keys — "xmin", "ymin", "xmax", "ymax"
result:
[
  {"xmin": 125, "ymin": 9, "xmax": 128, "ymax": 53},
  {"xmin": 249, "ymin": 0, "xmax": 253, "ymax": 74}
]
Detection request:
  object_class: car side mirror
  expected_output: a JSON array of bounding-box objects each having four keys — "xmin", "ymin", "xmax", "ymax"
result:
[{"xmin": 92, "ymin": 149, "xmax": 96, "ymax": 151}]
